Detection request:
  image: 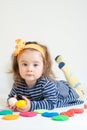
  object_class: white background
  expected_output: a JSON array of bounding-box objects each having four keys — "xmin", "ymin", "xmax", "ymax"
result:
[{"xmin": 0, "ymin": 0, "xmax": 87, "ymax": 96}]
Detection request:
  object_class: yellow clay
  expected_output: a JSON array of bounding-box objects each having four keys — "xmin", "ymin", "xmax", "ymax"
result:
[{"xmin": 16, "ymin": 100, "xmax": 26, "ymax": 108}]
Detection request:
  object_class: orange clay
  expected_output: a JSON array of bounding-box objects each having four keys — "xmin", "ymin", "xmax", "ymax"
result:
[
  {"xmin": 84, "ymin": 104, "xmax": 87, "ymax": 109},
  {"xmin": 2, "ymin": 114, "xmax": 19, "ymax": 120}
]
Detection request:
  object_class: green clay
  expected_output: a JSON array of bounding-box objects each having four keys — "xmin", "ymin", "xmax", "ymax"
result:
[
  {"xmin": 0, "ymin": 109, "xmax": 13, "ymax": 115},
  {"xmin": 52, "ymin": 115, "xmax": 69, "ymax": 121},
  {"xmin": 34, "ymin": 109, "xmax": 50, "ymax": 114}
]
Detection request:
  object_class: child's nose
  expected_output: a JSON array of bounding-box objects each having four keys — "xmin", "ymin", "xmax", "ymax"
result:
[{"xmin": 27, "ymin": 66, "xmax": 32, "ymax": 71}]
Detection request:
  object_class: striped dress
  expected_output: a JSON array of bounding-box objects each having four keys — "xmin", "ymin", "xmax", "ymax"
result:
[{"xmin": 8, "ymin": 77, "xmax": 84, "ymax": 111}]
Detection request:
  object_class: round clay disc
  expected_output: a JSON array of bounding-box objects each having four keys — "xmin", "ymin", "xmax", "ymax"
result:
[
  {"xmin": 72, "ymin": 108, "xmax": 84, "ymax": 113},
  {"xmin": 42, "ymin": 112, "xmax": 59, "ymax": 117},
  {"xmin": 0, "ymin": 109, "xmax": 13, "ymax": 115},
  {"xmin": 52, "ymin": 115, "xmax": 69, "ymax": 121},
  {"xmin": 19, "ymin": 111, "xmax": 37, "ymax": 117},
  {"xmin": 84, "ymin": 104, "xmax": 87, "ymax": 109},
  {"xmin": 2, "ymin": 114, "xmax": 19, "ymax": 120},
  {"xmin": 34, "ymin": 109, "xmax": 49, "ymax": 114}
]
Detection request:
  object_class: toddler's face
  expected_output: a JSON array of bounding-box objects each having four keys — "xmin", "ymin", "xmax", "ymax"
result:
[{"xmin": 17, "ymin": 49, "xmax": 44, "ymax": 87}]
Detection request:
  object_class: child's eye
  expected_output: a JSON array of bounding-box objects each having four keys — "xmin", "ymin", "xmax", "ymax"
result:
[
  {"xmin": 34, "ymin": 64, "xmax": 38, "ymax": 67},
  {"xmin": 22, "ymin": 63, "xmax": 27, "ymax": 66}
]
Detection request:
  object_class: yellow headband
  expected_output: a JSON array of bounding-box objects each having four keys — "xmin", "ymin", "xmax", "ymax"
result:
[{"xmin": 13, "ymin": 39, "xmax": 45, "ymax": 59}]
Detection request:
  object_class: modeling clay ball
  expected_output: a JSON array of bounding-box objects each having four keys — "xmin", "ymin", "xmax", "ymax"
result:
[
  {"xmin": 16, "ymin": 100, "xmax": 26, "ymax": 108},
  {"xmin": 9, "ymin": 98, "xmax": 17, "ymax": 106}
]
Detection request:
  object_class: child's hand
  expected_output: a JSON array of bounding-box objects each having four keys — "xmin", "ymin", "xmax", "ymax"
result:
[
  {"xmin": 7, "ymin": 95, "xmax": 17, "ymax": 111},
  {"xmin": 16, "ymin": 96, "xmax": 31, "ymax": 112}
]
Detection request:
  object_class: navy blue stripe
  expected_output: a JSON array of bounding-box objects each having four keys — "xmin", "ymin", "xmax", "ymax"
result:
[{"xmin": 8, "ymin": 77, "xmax": 84, "ymax": 111}]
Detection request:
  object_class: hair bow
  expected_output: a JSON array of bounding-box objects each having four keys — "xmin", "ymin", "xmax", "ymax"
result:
[{"xmin": 13, "ymin": 39, "xmax": 25, "ymax": 56}]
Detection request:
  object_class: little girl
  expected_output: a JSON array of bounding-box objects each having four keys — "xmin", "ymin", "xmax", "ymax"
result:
[{"xmin": 7, "ymin": 39, "xmax": 84, "ymax": 112}]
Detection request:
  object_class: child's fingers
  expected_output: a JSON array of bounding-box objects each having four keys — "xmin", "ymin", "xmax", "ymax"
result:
[
  {"xmin": 14, "ymin": 95, "xmax": 17, "ymax": 98},
  {"xmin": 22, "ymin": 96, "xmax": 30, "ymax": 104}
]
